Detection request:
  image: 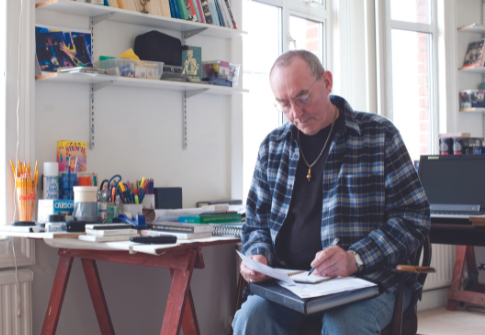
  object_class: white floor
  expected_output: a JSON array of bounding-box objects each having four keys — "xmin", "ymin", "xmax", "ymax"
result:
[{"xmin": 417, "ymin": 305, "xmax": 485, "ymax": 335}]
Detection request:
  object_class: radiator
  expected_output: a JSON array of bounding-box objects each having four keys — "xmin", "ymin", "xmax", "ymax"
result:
[
  {"xmin": 0, "ymin": 269, "xmax": 33, "ymax": 335},
  {"xmin": 423, "ymin": 244, "xmax": 456, "ymax": 291}
]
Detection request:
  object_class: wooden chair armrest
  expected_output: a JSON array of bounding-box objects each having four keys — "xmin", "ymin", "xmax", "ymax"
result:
[{"xmin": 395, "ymin": 265, "xmax": 436, "ymax": 273}]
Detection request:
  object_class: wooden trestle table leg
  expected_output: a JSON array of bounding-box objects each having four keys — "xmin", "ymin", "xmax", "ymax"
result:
[
  {"xmin": 160, "ymin": 249, "xmax": 199, "ymax": 335},
  {"xmin": 41, "ymin": 251, "xmax": 74, "ymax": 335},
  {"xmin": 447, "ymin": 245, "xmax": 467, "ymax": 311},
  {"xmin": 81, "ymin": 258, "xmax": 115, "ymax": 335}
]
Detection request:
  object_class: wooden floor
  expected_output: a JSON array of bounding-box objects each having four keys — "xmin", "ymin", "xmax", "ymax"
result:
[{"xmin": 417, "ymin": 305, "xmax": 485, "ymax": 335}]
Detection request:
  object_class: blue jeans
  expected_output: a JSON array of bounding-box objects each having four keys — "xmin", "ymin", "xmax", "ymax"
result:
[{"xmin": 232, "ymin": 288, "xmax": 412, "ymax": 335}]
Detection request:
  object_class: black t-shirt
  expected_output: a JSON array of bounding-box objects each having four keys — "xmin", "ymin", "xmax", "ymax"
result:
[{"xmin": 276, "ymin": 110, "xmax": 345, "ymax": 270}]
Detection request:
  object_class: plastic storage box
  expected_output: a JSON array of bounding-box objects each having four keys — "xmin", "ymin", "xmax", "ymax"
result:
[
  {"xmin": 459, "ymin": 90, "xmax": 485, "ymax": 109},
  {"xmin": 94, "ymin": 58, "xmax": 164, "ymax": 80},
  {"xmin": 202, "ymin": 60, "xmax": 240, "ymax": 87}
]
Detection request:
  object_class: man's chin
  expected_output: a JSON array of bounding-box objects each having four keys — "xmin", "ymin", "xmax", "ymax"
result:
[{"xmin": 296, "ymin": 125, "xmax": 318, "ymax": 136}]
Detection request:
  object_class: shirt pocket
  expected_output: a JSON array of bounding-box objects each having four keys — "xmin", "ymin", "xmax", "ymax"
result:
[{"xmin": 337, "ymin": 174, "xmax": 385, "ymax": 223}]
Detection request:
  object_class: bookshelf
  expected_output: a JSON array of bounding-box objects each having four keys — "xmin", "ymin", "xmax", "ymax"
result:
[
  {"xmin": 35, "ymin": 72, "xmax": 248, "ymax": 95},
  {"xmin": 457, "ymin": 23, "xmax": 485, "ymax": 114},
  {"xmin": 459, "ymin": 107, "xmax": 485, "ymax": 113},
  {"xmin": 457, "ymin": 23, "xmax": 485, "ymax": 34},
  {"xmin": 36, "ymin": 0, "xmax": 247, "ymax": 39},
  {"xmin": 35, "ymin": 0, "xmax": 247, "ymax": 149}
]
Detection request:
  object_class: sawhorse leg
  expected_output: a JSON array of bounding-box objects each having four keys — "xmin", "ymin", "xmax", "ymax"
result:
[
  {"xmin": 41, "ymin": 254, "xmax": 74, "ymax": 335},
  {"xmin": 82, "ymin": 258, "xmax": 115, "ymax": 335},
  {"xmin": 447, "ymin": 245, "xmax": 485, "ymax": 310},
  {"xmin": 161, "ymin": 249, "xmax": 199, "ymax": 335}
]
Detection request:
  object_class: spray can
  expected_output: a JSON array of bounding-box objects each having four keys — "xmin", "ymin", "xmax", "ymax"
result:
[{"xmin": 43, "ymin": 162, "xmax": 59, "ymax": 199}]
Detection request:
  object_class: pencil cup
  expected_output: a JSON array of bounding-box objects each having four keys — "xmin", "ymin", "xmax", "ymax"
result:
[
  {"xmin": 16, "ymin": 185, "xmax": 36, "ymax": 222},
  {"xmin": 142, "ymin": 194, "xmax": 155, "ymax": 210},
  {"xmin": 121, "ymin": 204, "xmax": 143, "ymax": 220}
]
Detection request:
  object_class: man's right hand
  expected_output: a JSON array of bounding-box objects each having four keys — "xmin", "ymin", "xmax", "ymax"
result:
[{"xmin": 240, "ymin": 255, "xmax": 270, "ymax": 283}]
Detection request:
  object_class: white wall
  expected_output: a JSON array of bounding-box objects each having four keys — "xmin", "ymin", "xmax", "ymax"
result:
[
  {"xmin": 26, "ymin": 2, "xmax": 242, "ymax": 335},
  {"xmin": 453, "ymin": 0, "xmax": 484, "ymax": 137}
]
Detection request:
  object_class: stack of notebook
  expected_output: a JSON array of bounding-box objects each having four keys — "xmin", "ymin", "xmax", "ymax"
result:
[
  {"xmin": 145, "ymin": 222, "xmax": 214, "ymax": 239},
  {"xmin": 78, "ymin": 224, "xmax": 139, "ymax": 242}
]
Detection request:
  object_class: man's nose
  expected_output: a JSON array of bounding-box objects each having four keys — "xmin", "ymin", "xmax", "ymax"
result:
[{"xmin": 290, "ymin": 103, "xmax": 304, "ymax": 119}]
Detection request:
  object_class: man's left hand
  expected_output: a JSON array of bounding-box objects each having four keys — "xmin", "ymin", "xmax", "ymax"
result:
[{"xmin": 310, "ymin": 246, "xmax": 359, "ymax": 278}]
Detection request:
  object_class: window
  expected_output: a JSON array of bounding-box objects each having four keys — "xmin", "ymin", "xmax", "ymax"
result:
[
  {"xmin": 0, "ymin": 0, "xmax": 6, "ymax": 221},
  {"xmin": 242, "ymin": 0, "xmax": 327, "ymax": 201},
  {"xmin": 379, "ymin": 0, "xmax": 437, "ymax": 161}
]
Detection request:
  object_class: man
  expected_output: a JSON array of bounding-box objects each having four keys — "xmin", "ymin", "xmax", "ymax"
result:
[{"xmin": 232, "ymin": 50, "xmax": 430, "ymax": 335}]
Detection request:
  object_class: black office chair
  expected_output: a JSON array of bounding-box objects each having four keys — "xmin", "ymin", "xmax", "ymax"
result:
[{"xmin": 298, "ymin": 235, "xmax": 435, "ymax": 335}]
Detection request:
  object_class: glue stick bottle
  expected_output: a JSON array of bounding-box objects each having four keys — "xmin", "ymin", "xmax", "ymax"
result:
[{"xmin": 43, "ymin": 162, "xmax": 59, "ymax": 199}]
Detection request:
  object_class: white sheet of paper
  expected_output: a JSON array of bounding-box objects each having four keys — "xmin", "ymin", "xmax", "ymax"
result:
[
  {"xmin": 278, "ymin": 276, "xmax": 377, "ymax": 299},
  {"xmin": 276, "ymin": 269, "xmax": 331, "ymax": 284},
  {"xmin": 236, "ymin": 250, "xmax": 295, "ymax": 284}
]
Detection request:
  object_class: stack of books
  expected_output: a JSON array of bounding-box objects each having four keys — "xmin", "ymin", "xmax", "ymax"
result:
[
  {"xmin": 78, "ymin": 223, "xmax": 139, "ymax": 242},
  {"xmin": 145, "ymin": 222, "xmax": 214, "ymax": 240},
  {"xmin": 178, "ymin": 212, "xmax": 242, "ymax": 224}
]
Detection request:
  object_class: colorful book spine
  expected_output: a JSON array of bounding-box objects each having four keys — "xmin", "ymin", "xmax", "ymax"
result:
[
  {"xmin": 208, "ymin": 0, "xmax": 219, "ymax": 25},
  {"xmin": 182, "ymin": 0, "xmax": 193, "ymax": 20},
  {"xmin": 194, "ymin": 0, "xmax": 205, "ymax": 23},
  {"xmin": 186, "ymin": 0, "xmax": 197, "ymax": 21},
  {"xmin": 142, "ymin": 230, "xmax": 212, "ymax": 240},
  {"xmin": 179, "ymin": 213, "xmax": 242, "ymax": 223},
  {"xmin": 224, "ymin": 0, "xmax": 237, "ymax": 29},
  {"xmin": 191, "ymin": 0, "xmax": 202, "ymax": 23},
  {"xmin": 214, "ymin": 0, "xmax": 226, "ymax": 27},
  {"xmin": 172, "ymin": 0, "xmax": 182, "ymax": 18},
  {"xmin": 149, "ymin": 223, "xmax": 215, "ymax": 233},
  {"xmin": 168, "ymin": 0, "xmax": 180, "ymax": 18},
  {"xmin": 201, "ymin": 0, "xmax": 213, "ymax": 24},
  {"xmin": 176, "ymin": 0, "xmax": 189, "ymax": 19}
]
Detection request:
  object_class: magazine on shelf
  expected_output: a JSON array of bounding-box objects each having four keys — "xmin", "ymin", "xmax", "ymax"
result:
[{"xmin": 463, "ymin": 38, "xmax": 485, "ymax": 68}]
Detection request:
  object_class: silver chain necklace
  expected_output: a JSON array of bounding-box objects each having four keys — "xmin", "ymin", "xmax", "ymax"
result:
[{"xmin": 297, "ymin": 105, "xmax": 338, "ymax": 181}]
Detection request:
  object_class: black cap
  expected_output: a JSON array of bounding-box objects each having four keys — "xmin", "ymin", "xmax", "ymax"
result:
[{"xmin": 47, "ymin": 214, "xmax": 66, "ymax": 222}]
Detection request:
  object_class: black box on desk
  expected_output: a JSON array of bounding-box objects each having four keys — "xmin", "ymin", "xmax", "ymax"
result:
[{"xmin": 154, "ymin": 187, "xmax": 182, "ymax": 209}]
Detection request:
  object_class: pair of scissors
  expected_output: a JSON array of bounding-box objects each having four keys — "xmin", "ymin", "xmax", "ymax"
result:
[{"xmin": 99, "ymin": 174, "xmax": 122, "ymax": 192}]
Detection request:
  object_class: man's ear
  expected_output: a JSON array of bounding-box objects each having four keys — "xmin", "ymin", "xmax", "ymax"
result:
[{"xmin": 322, "ymin": 71, "xmax": 333, "ymax": 94}]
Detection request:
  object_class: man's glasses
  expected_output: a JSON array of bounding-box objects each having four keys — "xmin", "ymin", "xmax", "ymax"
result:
[{"xmin": 274, "ymin": 78, "xmax": 319, "ymax": 114}]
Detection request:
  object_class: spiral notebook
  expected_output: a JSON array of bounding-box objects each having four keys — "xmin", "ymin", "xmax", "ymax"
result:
[{"xmin": 212, "ymin": 223, "xmax": 243, "ymax": 237}]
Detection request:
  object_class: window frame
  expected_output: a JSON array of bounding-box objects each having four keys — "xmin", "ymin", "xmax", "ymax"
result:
[
  {"xmin": 377, "ymin": 0, "xmax": 439, "ymax": 155},
  {"xmin": 240, "ymin": 0, "xmax": 329, "ymax": 199}
]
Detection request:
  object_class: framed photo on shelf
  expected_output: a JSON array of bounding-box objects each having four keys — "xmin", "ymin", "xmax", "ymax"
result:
[
  {"xmin": 463, "ymin": 38, "xmax": 485, "ymax": 68},
  {"xmin": 35, "ymin": 25, "xmax": 93, "ymax": 73}
]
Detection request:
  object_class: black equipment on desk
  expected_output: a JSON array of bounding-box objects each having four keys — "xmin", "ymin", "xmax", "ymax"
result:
[{"xmin": 418, "ymin": 155, "xmax": 485, "ymax": 219}]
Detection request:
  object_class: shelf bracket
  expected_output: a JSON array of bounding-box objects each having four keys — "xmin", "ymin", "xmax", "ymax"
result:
[
  {"xmin": 91, "ymin": 13, "xmax": 114, "ymax": 26},
  {"xmin": 181, "ymin": 28, "xmax": 208, "ymax": 45},
  {"xmin": 93, "ymin": 81, "xmax": 115, "ymax": 92},
  {"xmin": 183, "ymin": 89, "xmax": 209, "ymax": 149}
]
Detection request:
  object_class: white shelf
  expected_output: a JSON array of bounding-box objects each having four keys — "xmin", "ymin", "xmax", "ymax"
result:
[
  {"xmin": 35, "ymin": 72, "xmax": 248, "ymax": 95},
  {"xmin": 459, "ymin": 108, "xmax": 485, "ymax": 113},
  {"xmin": 457, "ymin": 23, "xmax": 485, "ymax": 34},
  {"xmin": 36, "ymin": 0, "xmax": 247, "ymax": 39},
  {"xmin": 458, "ymin": 66, "xmax": 485, "ymax": 73},
  {"xmin": 0, "ymin": 230, "xmax": 84, "ymax": 239}
]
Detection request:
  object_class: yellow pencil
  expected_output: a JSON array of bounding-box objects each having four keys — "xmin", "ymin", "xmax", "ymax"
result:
[{"xmin": 9, "ymin": 160, "xmax": 15, "ymax": 177}]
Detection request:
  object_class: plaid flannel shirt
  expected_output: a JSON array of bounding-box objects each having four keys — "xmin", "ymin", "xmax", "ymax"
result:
[{"xmin": 242, "ymin": 95, "xmax": 430, "ymax": 293}]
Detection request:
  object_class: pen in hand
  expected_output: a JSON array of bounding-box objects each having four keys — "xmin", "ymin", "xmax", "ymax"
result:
[{"xmin": 308, "ymin": 237, "xmax": 340, "ymax": 276}]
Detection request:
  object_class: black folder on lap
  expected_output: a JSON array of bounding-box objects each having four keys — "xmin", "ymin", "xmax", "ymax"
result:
[{"xmin": 249, "ymin": 280, "xmax": 380, "ymax": 315}]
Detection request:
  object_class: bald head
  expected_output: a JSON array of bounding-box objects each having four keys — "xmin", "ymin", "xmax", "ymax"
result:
[{"xmin": 270, "ymin": 50, "xmax": 325, "ymax": 81}]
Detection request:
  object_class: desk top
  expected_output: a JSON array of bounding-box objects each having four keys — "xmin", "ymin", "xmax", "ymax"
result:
[
  {"xmin": 44, "ymin": 236, "xmax": 240, "ymax": 255},
  {"xmin": 430, "ymin": 223, "xmax": 485, "ymax": 246}
]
